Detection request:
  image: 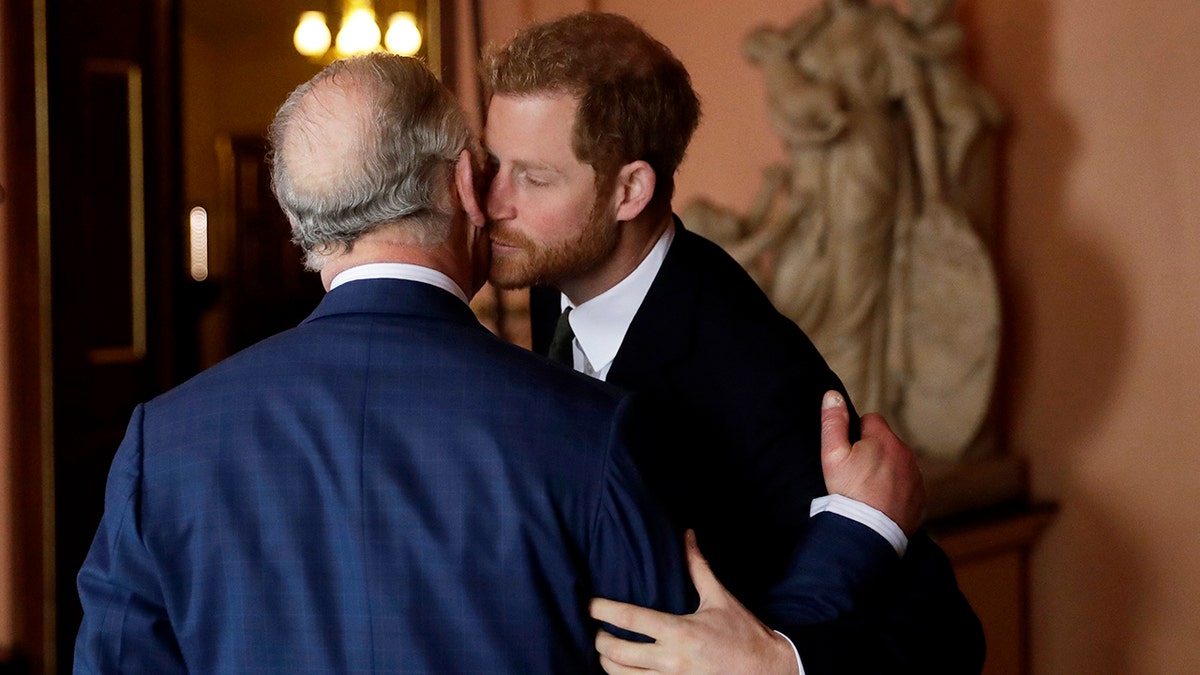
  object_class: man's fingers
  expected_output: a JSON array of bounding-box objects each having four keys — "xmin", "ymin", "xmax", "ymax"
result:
[
  {"xmin": 590, "ymin": 597, "xmax": 674, "ymax": 639},
  {"xmin": 861, "ymin": 413, "xmax": 917, "ymax": 475},
  {"xmin": 820, "ymin": 391, "xmax": 852, "ymax": 466},
  {"xmin": 853, "ymin": 412, "xmax": 926, "ymax": 535},
  {"xmin": 684, "ymin": 529, "xmax": 728, "ymax": 606},
  {"xmin": 595, "ymin": 630, "xmax": 660, "ymax": 672},
  {"xmin": 860, "ymin": 412, "xmax": 896, "ymax": 443}
]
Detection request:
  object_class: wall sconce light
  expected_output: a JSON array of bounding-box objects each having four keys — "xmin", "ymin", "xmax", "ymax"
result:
[{"xmin": 294, "ymin": 1, "xmax": 423, "ymax": 61}]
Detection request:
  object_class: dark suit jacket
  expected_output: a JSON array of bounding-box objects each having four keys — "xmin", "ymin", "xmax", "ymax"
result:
[
  {"xmin": 532, "ymin": 221, "xmax": 985, "ymax": 673},
  {"xmin": 75, "ymin": 278, "xmax": 692, "ymax": 674}
]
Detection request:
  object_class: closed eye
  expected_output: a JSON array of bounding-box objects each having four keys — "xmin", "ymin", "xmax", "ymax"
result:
[{"xmin": 518, "ymin": 170, "xmax": 553, "ymax": 188}]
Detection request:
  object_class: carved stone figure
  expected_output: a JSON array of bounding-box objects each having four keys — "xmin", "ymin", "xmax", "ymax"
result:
[
  {"xmin": 903, "ymin": 0, "xmax": 1004, "ymax": 190},
  {"xmin": 900, "ymin": 0, "xmax": 1005, "ymax": 245},
  {"xmin": 686, "ymin": 0, "xmax": 1002, "ymax": 460}
]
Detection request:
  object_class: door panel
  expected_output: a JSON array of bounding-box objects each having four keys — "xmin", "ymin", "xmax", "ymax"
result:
[{"xmin": 46, "ymin": 0, "xmax": 182, "ymax": 670}]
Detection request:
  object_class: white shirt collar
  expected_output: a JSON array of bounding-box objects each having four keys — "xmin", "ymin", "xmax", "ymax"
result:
[
  {"xmin": 562, "ymin": 221, "xmax": 675, "ymax": 380},
  {"xmin": 329, "ymin": 262, "xmax": 470, "ymax": 304}
]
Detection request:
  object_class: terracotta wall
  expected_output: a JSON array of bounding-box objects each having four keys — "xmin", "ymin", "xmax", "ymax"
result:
[
  {"xmin": 965, "ymin": 2, "xmax": 1200, "ymax": 672},
  {"xmin": 483, "ymin": 1, "xmax": 1200, "ymax": 673},
  {"xmin": 0, "ymin": 0, "xmax": 13, "ymax": 652}
]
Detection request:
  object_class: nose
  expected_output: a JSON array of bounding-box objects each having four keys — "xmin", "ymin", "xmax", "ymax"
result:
[{"xmin": 486, "ymin": 173, "xmax": 514, "ymax": 222}]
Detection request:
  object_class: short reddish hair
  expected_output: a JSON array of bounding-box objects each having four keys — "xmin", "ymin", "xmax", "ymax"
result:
[{"xmin": 481, "ymin": 12, "xmax": 702, "ymax": 216}]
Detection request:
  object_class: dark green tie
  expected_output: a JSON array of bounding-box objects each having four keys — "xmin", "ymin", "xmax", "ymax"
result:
[{"xmin": 548, "ymin": 307, "xmax": 575, "ymax": 367}]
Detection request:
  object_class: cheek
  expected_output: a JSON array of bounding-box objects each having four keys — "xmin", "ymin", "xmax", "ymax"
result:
[{"xmin": 519, "ymin": 195, "xmax": 591, "ymax": 242}]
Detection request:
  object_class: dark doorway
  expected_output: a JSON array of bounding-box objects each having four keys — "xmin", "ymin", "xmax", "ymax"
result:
[
  {"xmin": 44, "ymin": 0, "xmax": 190, "ymax": 670},
  {"xmin": 220, "ymin": 135, "xmax": 325, "ymax": 355}
]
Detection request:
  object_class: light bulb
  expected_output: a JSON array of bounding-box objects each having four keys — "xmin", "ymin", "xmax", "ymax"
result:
[
  {"xmin": 336, "ymin": 7, "xmax": 382, "ymax": 55},
  {"xmin": 293, "ymin": 11, "xmax": 332, "ymax": 57},
  {"xmin": 385, "ymin": 12, "xmax": 422, "ymax": 56}
]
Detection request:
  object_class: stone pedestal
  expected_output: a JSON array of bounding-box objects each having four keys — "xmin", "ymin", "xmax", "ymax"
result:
[{"xmin": 929, "ymin": 502, "xmax": 1056, "ymax": 675}]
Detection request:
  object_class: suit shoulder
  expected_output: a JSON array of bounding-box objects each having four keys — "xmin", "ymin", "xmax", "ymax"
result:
[
  {"xmin": 670, "ymin": 228, "xmax": 817, "ymax": 354},
  {"xmin": 672, "ymin": 229, "xmax": 781, "ymax": 315},
  {"xmin": 144, "ymin": 325, "xmax": 311, "ymax": 413}
]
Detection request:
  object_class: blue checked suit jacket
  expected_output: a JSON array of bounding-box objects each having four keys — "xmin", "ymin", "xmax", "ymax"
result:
[{"xmin": 74, "ymin": 278, "xmax": 692, "ymax": 674}]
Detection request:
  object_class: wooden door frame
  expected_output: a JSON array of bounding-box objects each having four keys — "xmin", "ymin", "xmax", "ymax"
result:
[{"xmin": 3, "ymin": 0, "xmax": 55, "ymax": 671}]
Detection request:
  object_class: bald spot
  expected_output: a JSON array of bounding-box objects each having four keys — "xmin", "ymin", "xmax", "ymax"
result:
[{"xmin": 282, "ymin": 74, "xmax": 374, "ymax": 200}]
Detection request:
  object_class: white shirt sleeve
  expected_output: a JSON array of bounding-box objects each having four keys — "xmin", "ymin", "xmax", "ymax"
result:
[{"xmin": 810, "ymin": 494, "xmax": 908, "ymax": 557}]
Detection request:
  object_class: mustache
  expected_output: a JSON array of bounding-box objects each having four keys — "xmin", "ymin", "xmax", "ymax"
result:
[{"xmin": 487, "ymin": 221, "xmax": 534, "ymax": 249}]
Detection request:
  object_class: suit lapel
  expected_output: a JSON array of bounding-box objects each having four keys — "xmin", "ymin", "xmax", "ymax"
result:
[{"xmin": 606, "ymin": 219, "xmax": 700, "ymax": 388}]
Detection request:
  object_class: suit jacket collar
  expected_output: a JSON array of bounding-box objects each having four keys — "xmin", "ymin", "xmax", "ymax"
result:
[
  {"xmin": 303, "ymin": 277, "xmax": 483, "ymax": 330},
  {"xmin": 606, "ymin": 216, "xmax": 700, "ymax": 386}
]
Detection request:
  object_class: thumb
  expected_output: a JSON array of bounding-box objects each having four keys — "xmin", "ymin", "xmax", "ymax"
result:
[
  {"xmin": 821, "ymin": 391, "xmax": 852, "ymax": 469},
  {"xmin": 685, "ymin": 529, "xmax": 728, "ymax": 607}
]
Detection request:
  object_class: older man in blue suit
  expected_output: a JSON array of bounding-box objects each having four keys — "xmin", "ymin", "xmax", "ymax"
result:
[{"xmin": 73, "ymin": 54, "xmax": 693, "ymax": 673}]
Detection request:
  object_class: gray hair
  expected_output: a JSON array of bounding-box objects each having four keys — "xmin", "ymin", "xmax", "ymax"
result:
[{"xmin": 268, "ymin": 53, "xmax": 472, "ymax": 269}]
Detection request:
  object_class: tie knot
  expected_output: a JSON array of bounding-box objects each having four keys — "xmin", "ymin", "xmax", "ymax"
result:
[{"xmin": 548, "ymin": 308, "xmax": 575, "ymax": 366}]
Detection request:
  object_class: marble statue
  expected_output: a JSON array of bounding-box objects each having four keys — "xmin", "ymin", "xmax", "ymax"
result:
[{"xmin": 686, "ymin": 0, "xmax": 1002, "ymax": 460}]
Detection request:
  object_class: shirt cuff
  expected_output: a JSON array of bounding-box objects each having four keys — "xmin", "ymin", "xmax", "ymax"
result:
[
  {"xmin": 774, "ymin": 630, "xmax": 805, "ymax": 675},
  {"xmin": 810, "ymin": 494, "xmax": 908, "ymax": 557}
]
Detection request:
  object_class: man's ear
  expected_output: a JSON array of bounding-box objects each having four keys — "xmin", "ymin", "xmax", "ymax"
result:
[
  {"xmin": 612, "ymin": 160, "xmax": 657, "ymax": 223},
  {"xmin": 454, "ymin": 149, "xmax": 486, "ymax": 229}
]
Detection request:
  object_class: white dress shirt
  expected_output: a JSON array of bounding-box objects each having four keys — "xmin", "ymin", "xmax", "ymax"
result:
[{"xmin": 559, "ymin": 223, "xmax": 675, "ymax": 379}]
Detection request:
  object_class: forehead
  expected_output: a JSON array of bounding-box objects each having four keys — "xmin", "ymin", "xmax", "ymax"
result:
[{"xmin": 484, "ymin": 92, "xmax": 581, "ymax": 161}]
